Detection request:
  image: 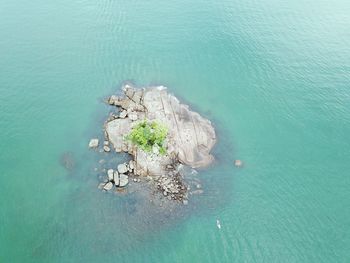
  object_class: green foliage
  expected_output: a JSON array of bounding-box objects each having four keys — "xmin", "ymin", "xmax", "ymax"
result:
[{"xmin": 126, "ymin": 120, "xmax": 168, "ymax": 155}]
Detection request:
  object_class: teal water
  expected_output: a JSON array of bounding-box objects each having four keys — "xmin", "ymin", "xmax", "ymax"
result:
[{"xmin": 1, "ymin": 0, "xmax": 350, "ymax": 262}]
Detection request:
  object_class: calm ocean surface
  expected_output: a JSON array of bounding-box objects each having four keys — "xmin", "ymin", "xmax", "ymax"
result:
[{"xmin": 1, "ymin": 0, "xmax": 350, "ymax": 262}]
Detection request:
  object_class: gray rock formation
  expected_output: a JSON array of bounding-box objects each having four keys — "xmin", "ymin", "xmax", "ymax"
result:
[{"xmin": 113, "ymin": 171, "xmax": 119, "ymax": 186}]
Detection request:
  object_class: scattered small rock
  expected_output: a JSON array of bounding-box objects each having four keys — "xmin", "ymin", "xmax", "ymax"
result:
[
  {"xmin": 117, "ymin": 163, "xmax": 128, "ymax": 174},
  {"xmin": 98, "ymin": 183, "xmax": 105, "ymax": 190},
  {"xmin": 103, "ymin": 146, "xmax": 111, "ymax": 152},
  {"xmin": 107, "ymin": 169, "xmax": 114, "ymax": 181},
  {"xmin": 88, "ymin": 138, "xmax": 99, "ymax": 148},
  {"xmin": 103, "ymin": 182, "xmax": 113, "ymax": 191},
  {"xmin": 129, "ymin": 160, "xmax": 135, "ymax": 170},
  {"xmin": 119, "ymin": 174, "xmax": 129, "ymax": 187}
]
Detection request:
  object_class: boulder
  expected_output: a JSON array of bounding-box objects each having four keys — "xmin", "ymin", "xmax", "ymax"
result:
[
  {"xmin": 129, "ymin": 160, "xmax": 135, "ymax": 170},
  {"xmin": 119, "ymin": 174, "xmax": 129, "ymax": 187},
  {"xmin": 114, "ymin": 171, "xmax": 119, "ymax": 186},
  {"xmin": 118, "ymin": 163, "xmax": 128, "ymax": 174},
  {"xmin": 103, "ymin": 146, "xmax": 111, "ymax": 152},
  {"xmin": 107, "ymin": 169, "xmax": 114, "ymax": 181},
  {"xmin": 103, "ymin": 182, "xmax": 113, "ymax": 191},
  {"xmin": 88, "ymin": 139, "xmax": 99, "ymax": 148}
]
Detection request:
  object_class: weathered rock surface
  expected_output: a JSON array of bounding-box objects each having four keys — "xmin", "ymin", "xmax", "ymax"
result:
[
  {"xmin": 60, "ymin": 152, "xmax": 75, "ymax": 170},
  {"xmin": 106, "ymin": 119, "xmax": 132, "ymax": 153},
  {"xmin": 103, "ymin": 182, "xmax": 113, "ymax": 191}
]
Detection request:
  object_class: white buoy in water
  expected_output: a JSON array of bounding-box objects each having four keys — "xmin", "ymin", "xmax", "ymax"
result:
[{"xmin": 216, "ymin": 219, "xmax": 221, "ymax": 229}]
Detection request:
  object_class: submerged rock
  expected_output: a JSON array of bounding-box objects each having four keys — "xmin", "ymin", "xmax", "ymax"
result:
[
  {"xmin": 107, "ymin": 169, "xmax": 114, "ymax": 181},
  {"xmin": 60, "ymin": 152, "xmax": 75, "ymax": 171},
  {"xmin": 114, "ymin": 171, "xmax": 119, "ymax": 186}
]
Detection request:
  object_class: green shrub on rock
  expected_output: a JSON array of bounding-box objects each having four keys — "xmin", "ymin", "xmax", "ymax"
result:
[{"xmin": 126, "ymin": 120, "xmax": 168, "ymax": 155}]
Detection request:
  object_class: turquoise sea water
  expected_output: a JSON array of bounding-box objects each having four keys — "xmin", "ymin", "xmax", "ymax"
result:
[{"xmin": 1, "ymin": 0, "xmax": 350, "ymax": 262}]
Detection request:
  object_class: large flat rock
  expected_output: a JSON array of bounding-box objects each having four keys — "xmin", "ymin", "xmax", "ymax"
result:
[{"xmin": 142, "ymin": 87, "xmax": 216, "ymax": 168}]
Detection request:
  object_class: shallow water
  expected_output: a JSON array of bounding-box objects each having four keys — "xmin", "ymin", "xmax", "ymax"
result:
[{"xmin": 1, "ymin": 0, "xmax": 350, "ymax": 262}]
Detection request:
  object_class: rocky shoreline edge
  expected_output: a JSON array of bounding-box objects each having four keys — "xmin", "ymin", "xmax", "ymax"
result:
[{"xmin": 89, "ymin": 84, "xmax": 216, "ymax": 205}]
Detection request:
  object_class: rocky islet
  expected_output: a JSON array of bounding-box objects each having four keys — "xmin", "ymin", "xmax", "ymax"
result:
[{"xmin": 91, "ymin": 84, "xmax": 216, "ymax": 204}]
